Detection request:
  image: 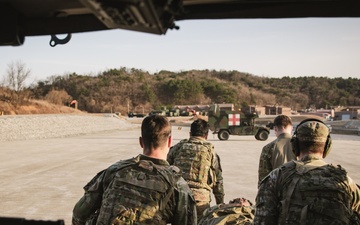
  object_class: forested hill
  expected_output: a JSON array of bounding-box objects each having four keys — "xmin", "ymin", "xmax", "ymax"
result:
[{"xmin": 30, "ymin": 68, "xmax": 360, "ymax": 114}]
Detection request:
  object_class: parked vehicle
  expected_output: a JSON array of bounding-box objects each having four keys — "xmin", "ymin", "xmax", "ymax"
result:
[
  {"xmin": 128, "ymin": 112, "xmax": 146, "ymax": 118},
  {"xmin": 208, "ymin": 104, "xmax": 270, "ymax": 141}
]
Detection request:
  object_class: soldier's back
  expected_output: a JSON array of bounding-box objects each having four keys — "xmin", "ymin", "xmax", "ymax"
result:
[
  {"xmin": 96, "ymin": 157, "xmax": 180, "ymax": 225},
  {"xmin": 279, "ymin": 161, "xmax": 354, "ymax": 225}
]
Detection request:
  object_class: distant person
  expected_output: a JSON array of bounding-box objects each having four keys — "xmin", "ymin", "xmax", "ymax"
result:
[
  {"xmin": 72, "ymin": 115, "xmax": 197, "ymax": 225},
  {"xmin": 258, "ymin": 115, "xmax": 295, "ymax": 185},
  {"xmin": 254, "ymin": 119, "xmax": 360, "ymax": 225},
  {"xmin": 198, "ymin": 197, "xmax": 254, "ymax": 225},
  {"xmin": 167, "ymin": 119, "xmax": 225, "ymax": 219}
]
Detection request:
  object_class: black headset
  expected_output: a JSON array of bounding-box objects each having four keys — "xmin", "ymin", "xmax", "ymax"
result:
[{"xmin": 291, "ymin": 118, "xmax": 332, "ymax": 158}]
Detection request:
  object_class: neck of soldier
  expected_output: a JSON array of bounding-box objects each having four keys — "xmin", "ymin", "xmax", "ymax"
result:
[
  {"xmin": 274, "ymin": 125, "xmax": 292, "ymax": 137},
  {"xmin": 143, "ymin": 146, "xmax": 169, "ymax": 160},
  {"xmin": 298, "ymin": 151, "xmax": 323, "ymax": 160}
]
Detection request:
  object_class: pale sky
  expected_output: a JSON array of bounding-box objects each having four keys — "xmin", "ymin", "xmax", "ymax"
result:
[{"xmin": 1, "ymin": 18, "xmax": 360, "ymax": 85}]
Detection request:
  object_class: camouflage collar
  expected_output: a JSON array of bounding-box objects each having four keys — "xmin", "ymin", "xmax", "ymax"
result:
[
  {"xmin": 189, "ymin": 136, "xmax": 206, "ymax": 142},
  {"xmin": 138, "ymin": 154, "xmax": 170, "ymax": 166},
  {"xmin": 295, "ymin": 155, "xmax": 328, "ymax": 174},
  {"xmin": 299, "ymin": 155, "xmax": 324, "ymax": 163}
]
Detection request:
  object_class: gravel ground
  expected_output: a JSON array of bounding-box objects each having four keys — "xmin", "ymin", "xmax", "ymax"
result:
[
  {"xmin": 0, "ymin": 114, "xmax": 137, "ymax": 141},
  {"xmin": 1, "ymin": 114, "xmax": 357, "ymax": 142}
]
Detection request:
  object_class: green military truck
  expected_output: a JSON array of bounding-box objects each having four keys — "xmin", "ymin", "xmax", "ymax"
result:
[{"xmin": 208, "ymin": 104, "xmax": 270, "ymax": 141}]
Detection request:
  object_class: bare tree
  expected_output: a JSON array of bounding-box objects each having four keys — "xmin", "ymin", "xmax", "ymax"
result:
[
  {"xmin": 4, "ymin": 60, "xmax": 31, "ymax": 91},
  {"xmin": 2, "ymin": 60, "xmax": 31, "ymax": 105}
]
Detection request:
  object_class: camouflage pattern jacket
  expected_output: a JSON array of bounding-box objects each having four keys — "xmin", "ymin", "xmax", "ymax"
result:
[
  {"xmin": 167, "ymin": 136, "xmax": 225, "ymax": 204},
  {"xmin": 258, "ymin": 133, "xmax": 295, "ymax": 186},
  {"xmin": 198, "ymin": 201, "xmax": 254, "ymax": 225},
  {"xmin": 254, "ymin": 155, "xmax": 360, "ymax": 225},
  {"xmin": 72, "ymin": 154, "xmax": 197, "ymax": 225}
]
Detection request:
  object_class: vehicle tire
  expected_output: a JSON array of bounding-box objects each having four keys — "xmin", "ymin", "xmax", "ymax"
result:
[
  {"xmin": 256, "ymin": 130, "xmax": 269, "ymax": 141},
  {"xmin": 218, "ymin": 130, "xmax": 230, "ymax": 141}
]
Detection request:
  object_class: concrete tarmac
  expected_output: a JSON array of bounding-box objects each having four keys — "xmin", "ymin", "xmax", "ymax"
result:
[{"xmin": 1, "ymin": 125, "xmax": 359, "ymax": 225}]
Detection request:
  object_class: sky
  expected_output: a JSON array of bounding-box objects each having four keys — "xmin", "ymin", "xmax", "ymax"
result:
[{"xmin": 1, "ymin": 18, "xmax": 360, "ymax": 85}]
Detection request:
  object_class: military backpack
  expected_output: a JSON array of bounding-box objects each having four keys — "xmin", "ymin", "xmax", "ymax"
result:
[
  {"xmin": 171, "ymin": 139, "xmax": 215, "ymax": 189},
  {"xmin": 94, "ymin": 159, "xmax": 179, "ymax": 225},
  {"xmin": 279, "ymin": 160, "xmax": 359, "ymax": 225},
  {"xmin": 198, "ymin": 201, "xmax": 254, "ymax": 225}
]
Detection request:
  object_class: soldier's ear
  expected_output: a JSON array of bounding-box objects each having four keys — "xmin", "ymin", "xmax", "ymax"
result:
[
  {"xmin": 274, "ymin": 126, "xmax": 279, "ymax": 134},
  {"xmin": 139, "ymin": 137, "xmax": 144, "ymax": 148},
  {"xmin": 167, "ymin": 136, "xmax": 172, "ymax": 148}
]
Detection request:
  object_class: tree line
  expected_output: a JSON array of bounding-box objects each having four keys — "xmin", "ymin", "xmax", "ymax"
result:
[{"xmin": 2, "ymin": 63, "xmax": 360, "ymax": 115}]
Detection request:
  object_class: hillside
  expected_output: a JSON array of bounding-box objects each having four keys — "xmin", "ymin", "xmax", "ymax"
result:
[
  {"xmin": 29, "ymin": 69, "xmax": 359, "ymax": 115},
  {"xmin": 0, "ymin": 99, "xmax": 83, "ymax": 115},
  {"xmin": 1, "ymin": 68, "xmax": 359, "ymax": 116}
]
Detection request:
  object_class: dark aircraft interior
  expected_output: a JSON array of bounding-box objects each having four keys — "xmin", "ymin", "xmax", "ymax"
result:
[{"xmin": 1, "ymin": 0, "xmax": 360, "ymax": 47}]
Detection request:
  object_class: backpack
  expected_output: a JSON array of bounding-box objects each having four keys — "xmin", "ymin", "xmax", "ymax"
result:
[
  {"xmin": 95, "ymin": 159, "xmax": 179, "ymax": 225},
  {"xmin": 171, "ymin": 139, "xmax": 214, "ymax": 189},
  {"xmin": 198, "ymin": 202, "xmax": 254, "ymax": 225},
  {"xmin": 279, "ymin": 160, "xmax": 357, "ymax": 225}
]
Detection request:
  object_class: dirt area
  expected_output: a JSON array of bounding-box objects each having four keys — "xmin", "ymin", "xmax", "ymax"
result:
[{"xmin": 0, "ymin": 99, "xmax": 84, "ymax": 115}]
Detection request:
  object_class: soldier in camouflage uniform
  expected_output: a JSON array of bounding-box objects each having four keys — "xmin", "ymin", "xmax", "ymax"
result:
[
  {"xmin": 167, "ymin": 119, "xmax": 225, "ymax": 220},
  {"xmin": 254, "ymin": 119, "xmax": 360, "ymax": 225},
  {"xmin": 72, "ymin": 115, "xmax": 197, "ymax": 225},
  {"xmin": 258, "ymin": 115, "xmax": 295, "ymax": 186}
]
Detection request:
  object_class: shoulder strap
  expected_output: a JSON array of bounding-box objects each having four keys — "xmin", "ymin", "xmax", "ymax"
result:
[
  {"xmin": 279, "ymin": 167, "xmax": 301, "ymax": 225},
  {"xmin": 152, "ymin": 164, "xmax": 180, "ymax": 214}
]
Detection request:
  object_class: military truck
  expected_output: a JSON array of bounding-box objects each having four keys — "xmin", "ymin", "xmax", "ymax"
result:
[
  {"xmin": 128, "ymin": 112, "xmax": 146, "ymax": 118},
  {"xmin": 208, "ymin": 104, "xmax": 270, "ymax": 141}
]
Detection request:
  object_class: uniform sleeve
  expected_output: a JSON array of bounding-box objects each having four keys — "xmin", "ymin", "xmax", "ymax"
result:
[
  {"xmin": 258, "ymin": 142, "xmax": 274, "ymax": 187},
  {"xmin": 348, "ymin": 176, "xmax": 360, "ymax": 213},
  {"xmin": 212, "ymin": 152, "xmax": 225, "ymax": 204},
  {"xmin": 168, "ymin": 142, "xmax": 183, "ymax": 165},
  {"xmin": 167, "ymin": 145, "xmax": 176, "ymax": 165},
  {"xmin": 172, "ymin": 177, "xmax": 197, "ymax": 225},
  {"xmin": 253, "ymin": 169, "xmax": 280, "ymax": 225},
  {"xmin": 72, "ymin": 170, "xmax": 106, "ymax": 225}
]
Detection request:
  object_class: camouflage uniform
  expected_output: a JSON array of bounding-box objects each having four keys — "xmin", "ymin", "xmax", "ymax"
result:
[
  {"xmin": 167, "ymin": 136, "xmax": 225, "ymax": 219},
  {"xmin": 72, "ymin": 154, "xmax": 197, "ymax": 225},
  {"xmin": 254, "ymin": 155, "xmax": 360, "ymax": 225},
  {"xmin": 258, "ymin": 133, "xmax": 295, "ymax": 186},
  {"xmin": 198, "ymin": 198, "xmax": 255, "ymax": 225}
]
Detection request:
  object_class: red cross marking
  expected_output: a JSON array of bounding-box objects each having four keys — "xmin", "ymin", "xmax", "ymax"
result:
[{"xmin": 228, "ymin": 114, "xmax": 240, "ymax": 126}]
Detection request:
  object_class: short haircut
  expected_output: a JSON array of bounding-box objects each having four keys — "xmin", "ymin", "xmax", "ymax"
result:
[
  {"xmin": 190, "ymin": 119, "xmax": 209, "ymax": 137},
  {"xmin": 141, "ymin": 115, "xmax": 171, "ymax": 149},
  {"xmin": 273, "ymin": 115, "xmax": 292, "ymax": 128},
  {"xmin": 298, "ymin": 141, "xmax": 326, "ymax": 155}
]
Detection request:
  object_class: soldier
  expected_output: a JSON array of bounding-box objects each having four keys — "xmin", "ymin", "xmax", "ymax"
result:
[
  {"xmin": 72, "ymin": 115, "xmax": 197, "ymax": 225},
  {"xmin": 254, "ymin": 119, "xmax": 360, "ymax": 225},
  {"xmin": 257, "ymin": 115, "xmax": 295, "ymax": 185},
  {"xmin": 167, "ymin": 119, "xmax": 225, "ymax": 220}
]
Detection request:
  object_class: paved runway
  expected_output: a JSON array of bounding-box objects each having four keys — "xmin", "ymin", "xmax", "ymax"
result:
[{"xmin": 1, "ymin": 125, "xmax": 359, "ymax": 224}]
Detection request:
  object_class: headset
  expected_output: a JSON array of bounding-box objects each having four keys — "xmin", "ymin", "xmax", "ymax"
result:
[{"xmin": 291, "ymin": 118, "xmax": 332, "ymax": 158}]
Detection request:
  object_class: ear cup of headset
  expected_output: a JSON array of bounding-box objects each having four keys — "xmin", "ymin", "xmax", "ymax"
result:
[
  {"xmin": 322, "ymin": 135, "xmax": 332, "ymax": 158},
  {"xmin": 290, "ymin": 136, "xmax": 300, "ymax": 157}
]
